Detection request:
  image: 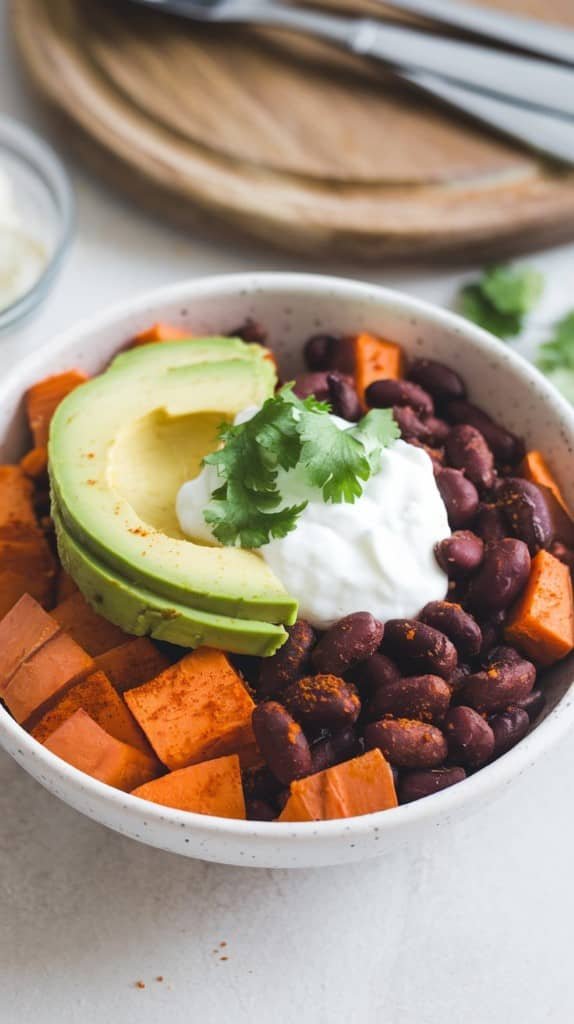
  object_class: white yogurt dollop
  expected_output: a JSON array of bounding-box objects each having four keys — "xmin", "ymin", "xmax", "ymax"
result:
[
  {"xmin": 0, "ymin": 169, "xmax": 46, "ymax": 313},
  {"xmin": 177, "ymin": 409, "xmax": 450, "ymax": 630}
]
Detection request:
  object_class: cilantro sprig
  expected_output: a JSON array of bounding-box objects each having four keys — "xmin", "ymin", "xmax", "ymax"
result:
[
  {"xmin": 537, "ymin": 310, "xmax": 574, "ymax": 404},
  {"xmin": 203, "ymin": 386, "xmax": 399, "ymax": 548},
  {"xmin": 458, "ymin": 264, "xmax": 544, "ymax": 339}
]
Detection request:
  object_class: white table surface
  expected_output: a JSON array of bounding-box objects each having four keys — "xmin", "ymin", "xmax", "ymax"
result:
[{"xmin": 2, "ymin": 6, "xmax": 574, "ymax": 1022}]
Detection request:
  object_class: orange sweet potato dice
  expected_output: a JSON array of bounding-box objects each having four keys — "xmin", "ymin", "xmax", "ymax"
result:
[
  {"xmin": 332, "ymin": 333, "xmax": 404, "ymax": 407},
  {"xmin": 131, "ymin": 323, "xmax": 189, "ymax": 347},
  {"xmin": 95, "ymin": 638, "xmax": 171, "ymax": 693},
  {"xmin": 0, "ymin": 465, "xmax": 38, "ymax": 537},
  {"xmin": 0, "ymin": 594, "xmax": 60, "ymax": 694},
  {"xmin": 505, "ymin": 549, "xmax": 574, "ymax": 667},
  {"xmin": 2, "ymin": 631, "xmax": 94, "ymax": 726},
  {"xmin": 132, "ymin": 754, "xmax": 246, "ymax": 818},
  {"xmin": 51, "ymin": 591, "xmax": 126, "ymax": 656},
  {"xmin": 125, "ymin": 647, "xmax": 256, "ymax": 770},
  {"xmin": 520, "ymin": 451, "xmax": 571, "ymax": 516},
  {"xmin": 31, "ymin": 670, "xmax": 153, "ymax": 755},
  {"xmin": 278, "ymin": 749, "xmax": 398, "ymax": 822},
  {"xmin": 43, "ymin": 709, "xmax": 161, "ymax": 791},
  {"xmin": 26, "ymin": 369, "xmax": 89, "ymax": 447},
  {"xmin": 19, "ymin": 447, "xmax": 48, "ymax": 482},
  {"xmin": 0, "ymin": 570, "xmax": 56, "ymax": 618}
]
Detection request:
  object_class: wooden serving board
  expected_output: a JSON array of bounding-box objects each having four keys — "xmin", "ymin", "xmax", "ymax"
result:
[{"xmin": 11, "ymin": 0, "xmax": 574, "ymax": 262}]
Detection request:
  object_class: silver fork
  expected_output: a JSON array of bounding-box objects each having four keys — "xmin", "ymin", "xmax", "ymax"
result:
[{"xmin": 129, "ymin": 0, "xmax": 574, "ymax": 164}]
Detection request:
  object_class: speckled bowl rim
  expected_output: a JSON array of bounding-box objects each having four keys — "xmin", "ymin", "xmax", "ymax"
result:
[{"xmin": 1, "ymin": 272, "xmax": 574, "ymax": 848}]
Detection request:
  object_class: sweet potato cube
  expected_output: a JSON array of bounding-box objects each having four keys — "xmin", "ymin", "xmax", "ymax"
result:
[
  {"xmin": 95, "ymin": 638, "xmax": 171, "ymax": 693},
  {"xmin": 0, "ymin": 533, "xmax": 56, "ymax": 576},
  {"xmin": 132, "ymin": 754, "xmax": 246, "ymax": 818},
  {"xmin": 505, "ymin": 549, "xmax": 574, "ymax": 667},
  {"xmin": 131, "ymin": 323, "xmax": 189, "ymax": 347},
  {"xmin": 51, "ymin": 591, "xmax": 126, "ymax": 656},
  {"xmin": 0, "ymin": 594, "xmax": 60, "ymax": 694},
  {"xmin": 278, "ymin": 749, "xmax": 398, "ymax": 822},
  {"xmin": 0, "ymin": 466, "xmax": 38, "ymax": 536},
  {"xmin": 125, "ymin": 647, "xmax": 256, "ymax": 770},
  {"xmin": 0, "ymin": 570, "xmax": 56, "ymax": 618},
  {"xmin": 43, "ymin": 709, "xmax": 161, "ymax": 791},
  {"xmin": 26, "ymin": 369, "xmax": 89, "ymax": 447},
  {"xmin": 520, "ymin": 451, "xmax": 571, "ymax": 516},
  {"xmin": 332, "ymin": 333, "xmax": 404, "ymax": 407},
  {"xmin": 19, "ymin": 447, "xmax": 48, "ymax": 482},
  {"xmin": 31, "ymin": 670, "xmax": 153, "ymax": 755},
  {"xmin": 2, "ymin": 632, "xmax": 94, "ymax": 726}
]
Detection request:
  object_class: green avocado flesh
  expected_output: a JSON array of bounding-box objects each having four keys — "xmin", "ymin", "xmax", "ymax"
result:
[
  {"xmin": 53, "ymin": 506, "xmax": 288, "ymax": 656},
  {"xmin": 49, "ymin": 337, "xmax": 297, "ymax": 651}
]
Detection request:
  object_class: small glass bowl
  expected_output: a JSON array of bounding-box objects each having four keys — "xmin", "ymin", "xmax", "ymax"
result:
[{"xmin": 0, "ymin": 116, "xmax": 74, "ymax": 332}]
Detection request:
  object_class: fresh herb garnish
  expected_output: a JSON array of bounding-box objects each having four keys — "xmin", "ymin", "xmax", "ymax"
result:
[
  {"xmin": 537, "ymin": 310, "xmax": 574, "ymax": 404},
  {"xmin": 458, "ymin": 264, "xmax": 544, "ymax": 339},
  {"xmin": 203, "ymin": 385, "xmax": 399, "ymax": 547}
]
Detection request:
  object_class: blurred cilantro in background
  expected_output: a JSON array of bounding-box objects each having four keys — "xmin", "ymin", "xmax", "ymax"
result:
[
  {"xmin": 537, "ymin": 312, "xmax": 574, "ymax": 405},
  {"xmin": 458, "ymin": 264, "xmax": 545, "ymax": 339}
]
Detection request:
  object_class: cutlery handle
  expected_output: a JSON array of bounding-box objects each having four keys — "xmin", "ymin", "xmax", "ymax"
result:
[
  {"xmin": 377, "ymin": 0, "xmax": 574, "ymax": 68},
  {"xmin": 349, "ymin": 19, "xmax": 574, "ymax": 121},
  {"xmin": 404, "ymin": 72, "xmax": 574, "ymax": 165},
  {"xmin": 247, "ymin": 5, "xmax": 574, "ymax": 121},
  {"xmin": 242, "ymin": 4, "xmax": 574, "ymax": 165}
]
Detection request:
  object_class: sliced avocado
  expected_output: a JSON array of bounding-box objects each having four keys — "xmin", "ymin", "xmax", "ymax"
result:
[
  {"xmin": 53, "ymin": 506, "xmax": 288, "ymax": 656},
  {"xmin": 108, "ymin": 336, "xmax": 267, "ymax": 376},
  {"xmin": 50, "ymin": 344, "xmax": 297, "ymax": 625}
]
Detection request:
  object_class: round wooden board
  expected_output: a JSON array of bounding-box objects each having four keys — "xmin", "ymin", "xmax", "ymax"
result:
[{"xmin": 11, "ymin": 0, "xmax": 574, "ymax": 262}]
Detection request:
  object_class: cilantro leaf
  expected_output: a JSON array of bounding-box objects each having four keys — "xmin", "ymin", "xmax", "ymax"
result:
[
  {"xmin": 537, "ymin": 311, "xmax": 574, "ymax": 372},
  {"xmin": 202, "ymin": 385, "xmax": 399, "ymax": 547},
  {"xmin": 458, "ymin": 264, "xmax": 544, "ymax": 340},
  {"xmin": 351, "ymin": 409, "xmax": 401, "ymax": 473},
  {"xmin": 536, "ymin": 310, "xmax": 574, "ymax": 405},
  {"xmin": 204, "ymin": 478, "xmax": 307, "ymax": 549},
  {"xmin": 299, "ymin": 411, "xmax": 370, "ymax": 504},
  {"xmin": 481, "ymin": 265, "xmax": 544, "ymax": 316}
]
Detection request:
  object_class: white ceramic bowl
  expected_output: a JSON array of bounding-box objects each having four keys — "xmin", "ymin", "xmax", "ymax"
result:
[{"xmin": 1, "ymin": 273, "xmax": 573, "ymax": 869}]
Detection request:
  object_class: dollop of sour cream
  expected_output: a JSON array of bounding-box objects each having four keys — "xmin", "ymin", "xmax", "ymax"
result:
[
  {"xmin": 177, "ymin": 408, "xmax": 450, "ymax": 630},
  {"xmin": 0, "ymin": 169, "xmax": 46, "ymax": 313}
]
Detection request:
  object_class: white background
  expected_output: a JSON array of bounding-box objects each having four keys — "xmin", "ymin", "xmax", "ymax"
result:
[{"xmin": 2, "ymin": 4, "xmax": 574, "ymax": 1021}]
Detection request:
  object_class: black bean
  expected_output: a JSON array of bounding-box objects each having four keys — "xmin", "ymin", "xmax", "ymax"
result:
[
  {"xmin": 304, "ymin": 333, "xmax": 338, "ymax": 371},
  {"xmin": 408, "ymin": 358, "xmax": 467, "ymax": 404},
  {"xmin": 398, "ymin": 766, "xmax": 466, "ymax": 804},
  {"xmin": 435, "ymin": 467, "xmax": 480, "ymax": 529},
  {"xmin": 365, "ymin": 378, "xmax": 434, "ymax": 417},
  {"xmin": 467, "ymin": 538, "xmax": 531, "ymax": 614},
  {"xmin": 490, "ymin": 707, "xmax": 530, "ymax": 758},
  {"xmin": 444, "ymin": 706, "xmax": 495, "ymax": 769},
  {"xmin": 312, "ymin": 612, "xmax": 384, "ymax": 676},
  {"xmin": 252, "ymin": 702, "xmax": 313, "ymax": 785},
  {"xmin": 435, "ymin": 531, "xmax": 484, "ymax": 578},
  {"xmin": 383, "ymin": 619, "xmax": 458, "ymax": 679}
]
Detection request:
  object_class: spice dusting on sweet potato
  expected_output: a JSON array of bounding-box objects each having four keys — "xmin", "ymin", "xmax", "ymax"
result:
[
  {"xmin": 0, "ymin": 594, "xmax": 60, "ymax": 694},
  {"xmin": 124, "ymin": 647, "xmax": 256, "ymax": 770},
  {"xmin": 94, "ymin": 638, "xmax": 171, "ymax": 693},
  {"xmin": 31, "ymin": 669, "xmax": 153, "ymax": 755},
  {"xmin": 278, "ymin": 748, "xmax": 397, "ymax": 822},
  {"xmin": 505, "ymin": 550, "xmax": 574, "ymax": 667},
  {"xmin": 331, "ymin": 333, "xmax": 403, "ymax": 407},
  {"xmin": 43, "ymin": 709, "xmax": 161, "ymax": 791},
  {"xmin": 2, "ymin": 632, "xmax": 94, "ymax": 726},
  {"xmin": 26, "ymin": 369, "xmax": 89, "ymax": 448},
  {"xmin": 131, "ymin": 754, "xmax": 245, "ymax": 818}
]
